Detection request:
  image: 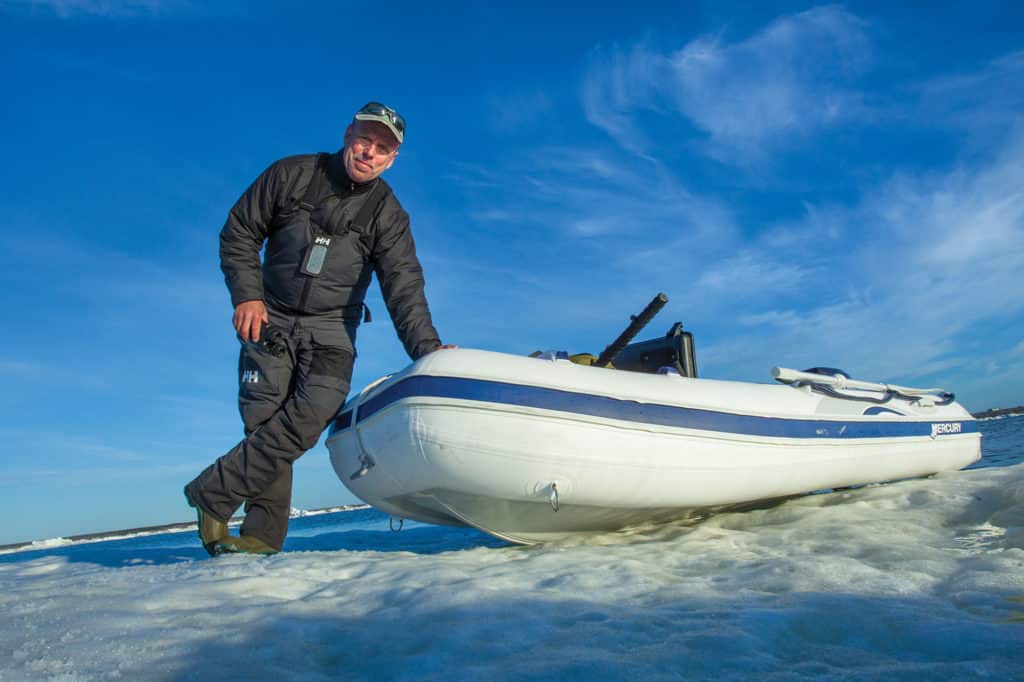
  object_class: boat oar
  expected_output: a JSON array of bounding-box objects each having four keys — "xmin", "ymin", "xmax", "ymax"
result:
[{"xmin": 772, "ymin": 367, "xmax": 954, "ymax": 404}]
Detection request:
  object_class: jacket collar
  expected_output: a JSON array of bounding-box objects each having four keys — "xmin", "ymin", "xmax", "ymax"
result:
[{"xmin": 327, "ymin": 150, "xmax": 377, "ymax": 195}]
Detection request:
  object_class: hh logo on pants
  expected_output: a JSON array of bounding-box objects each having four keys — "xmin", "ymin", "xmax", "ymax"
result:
[{"xmin": 242, "ymin": 369, "xmax": 260, "ymax": 384}]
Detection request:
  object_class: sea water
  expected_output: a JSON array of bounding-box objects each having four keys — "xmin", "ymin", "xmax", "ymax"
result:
[{"xmin": 1, "ymin": 417, "xmax": 1021, "ymax": 680}]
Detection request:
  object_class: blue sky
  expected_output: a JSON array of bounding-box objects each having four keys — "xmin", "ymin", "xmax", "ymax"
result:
[{"xmin": 2, "ymin": 1, "xmax": 1022, "ymax": 545}]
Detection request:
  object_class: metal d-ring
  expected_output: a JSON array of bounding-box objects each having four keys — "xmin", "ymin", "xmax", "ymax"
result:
[
  {"xmin": 350, "ymin": 453, "xmax": 375, "ymax": 480},
  {"xmin": 390, "ymin": 517, "xmax": 404, "ymax": 532},
  {"xmin": 550, "ymin": 482, "xmax": 559, "ymax": 512}
]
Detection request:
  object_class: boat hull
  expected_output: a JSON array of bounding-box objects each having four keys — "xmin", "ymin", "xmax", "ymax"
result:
[{"xmin": 325, "ymin": 350, "xmax": 981, "ymax": 544}]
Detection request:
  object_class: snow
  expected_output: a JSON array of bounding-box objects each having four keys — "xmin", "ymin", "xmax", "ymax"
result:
[
  {"xmin": 21, "ymin": 538, "xmax": 74, "ymax": 551},
  {"xmin": 2, "ymin": 421, "xmax": 1022, "ymax": 680},
  {"xmin": 0, "ymin": 508, "xmax": 368, "ymax": 557},
  {"xmin": 289, "ymin": 505, "xmax": 366, "ymax": 519}
]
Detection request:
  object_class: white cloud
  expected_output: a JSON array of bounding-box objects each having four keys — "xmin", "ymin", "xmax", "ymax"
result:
[
  {"xmin": 847, "ymin": 128, "xmax": 1024, "ymax": 295},
  {"xmin": 467, "ymin": 209, "xmax": 517, "ymax": 223},
  {"xmin": 2, "ymin": 0, "xmax": 177, "ymax": 17},
  {"xmin": 440, "ymin": 27, "xmax": 1023, "ymax": 410},
  {"xmin": 421, "ymin": 140, "xmax": 745, "ymax": 358},
  {"xmin": 695, "ymin": 251, "xmax": 815, "ymax": 298},
  {"xmin": 451, "ymin": 143, "xmax": 739, "ymax": 252},
  {"xmin": 0, "ymin": 360, "xmax": 48, "ymax": 377},
  {"xmin": 918, "ymin": 50, "xmax": 1024, "ymax": 135},
  {"xmin": 699, "ymin": 125, "xmax": 1024, "ymax": 397},
  {"xmin": 581, "ymin": 42, "xmax": 666, "ymax": 158},
  {"xmin": 487, "ymin": 90, "xmax": 553, "ymax": 132},
  {"xmin": 9, "ymin": 233, "xmax": 223, "ymax": 312},
  {"xmin": 582, "ymin": 6, "xmax": 871, "ymax": 164}
]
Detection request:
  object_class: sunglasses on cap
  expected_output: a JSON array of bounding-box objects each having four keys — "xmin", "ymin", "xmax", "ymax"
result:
[{"xmin": 355, "ymin": 102, "xmax": 406, "ymax": 142}]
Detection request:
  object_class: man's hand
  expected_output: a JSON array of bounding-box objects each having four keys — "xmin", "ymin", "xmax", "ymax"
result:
[
  {"xmin": 234, "ymin": 300, "xmax": 269, "ymax": 343},
  {"xmin": 439, "ymin": 344, "xmax": 458, "ymax": 349}
]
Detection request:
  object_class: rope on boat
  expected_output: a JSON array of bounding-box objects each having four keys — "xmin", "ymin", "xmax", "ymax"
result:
[{"xmin": 390, "ymin": 517, "xmax": 404, "ymax": 532}]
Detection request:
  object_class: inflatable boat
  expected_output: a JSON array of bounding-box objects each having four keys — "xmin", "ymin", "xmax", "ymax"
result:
[{"xmin": 325, "ymin": 328, "xmax": 980, "ymax": 544}]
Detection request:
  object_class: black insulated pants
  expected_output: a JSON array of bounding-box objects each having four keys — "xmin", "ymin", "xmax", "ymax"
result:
[{"xmin": 186, "ymin": 313, "xmax": 355, "ymax": 550}]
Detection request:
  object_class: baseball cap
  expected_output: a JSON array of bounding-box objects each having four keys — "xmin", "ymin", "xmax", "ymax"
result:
[{"xmin": 354, "ymin": 101, "xmax": 405, "ymax": 144}]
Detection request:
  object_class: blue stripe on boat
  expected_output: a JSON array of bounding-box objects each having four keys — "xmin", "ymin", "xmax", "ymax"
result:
[{"xmin": 347, "ymin": 375, "xmax": 978, "ymax": 440}]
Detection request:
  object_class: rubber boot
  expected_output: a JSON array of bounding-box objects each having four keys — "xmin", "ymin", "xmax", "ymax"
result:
[
  {"xmin": 215, "ymin": 535, "xmax": 279, "ymax": 555},
  {"xmin": 184, "ymin": 487, "xmax": 228, "ymax": 556}
]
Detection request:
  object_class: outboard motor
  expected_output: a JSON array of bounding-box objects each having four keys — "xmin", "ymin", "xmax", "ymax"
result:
[{"xmin": 614, "ymin": 323, "xmax": 698, "ymax": 377}]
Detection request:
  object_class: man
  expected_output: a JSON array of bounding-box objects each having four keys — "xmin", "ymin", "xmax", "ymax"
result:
[{"xmin": 184, "ymin": 102, "xmax": 448, "ymax": 555}]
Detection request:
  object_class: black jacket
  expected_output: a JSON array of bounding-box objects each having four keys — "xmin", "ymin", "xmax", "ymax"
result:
[{"xmin": 219, "ymin": 152, "xmax": 441, "ymax": 360}]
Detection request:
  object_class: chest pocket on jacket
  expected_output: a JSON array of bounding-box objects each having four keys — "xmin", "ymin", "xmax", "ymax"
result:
[
  {"xmin": 264, "ymin": 217, "xmax": 313, "ymax": 276},
  {"xmin": 321, "ymin": 229, "xmax": 371, "ymax": 286},
  {"xmin": 315, "ymin": 188, "xmax": 379, "ymax": 282}
]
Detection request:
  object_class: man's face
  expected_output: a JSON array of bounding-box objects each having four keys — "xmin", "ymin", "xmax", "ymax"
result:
[{"xmin": 342, "ymin": 121, "xmax": 400, "ymax": 183}]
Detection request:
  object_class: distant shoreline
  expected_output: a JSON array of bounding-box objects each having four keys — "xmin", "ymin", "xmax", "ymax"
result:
[
  {"xmin": 0, "ymin": 504, "xmax": 370, "ymax": 554},
  {"xmin": 971, "ymin": 406, "xmax": 1024, "ymax": 420}
]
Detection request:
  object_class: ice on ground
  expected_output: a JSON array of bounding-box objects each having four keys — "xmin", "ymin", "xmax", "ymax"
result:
[
  {"xmin": 25, "ymin": 537, "xmax": 73, "ymax": 550},
  {"xmin": 1, "ymin": 462, "xmax": 1022, "ymax": 681},
  {"xmin": 289, "ymin": 504, "xmax": 366, "ymax": 519}
]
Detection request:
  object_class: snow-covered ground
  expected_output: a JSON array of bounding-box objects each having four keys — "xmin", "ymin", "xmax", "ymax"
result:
[
  {"xmin": 0, "ymin": 506, "xmax": 366, "ymax": 557},
  {"xmin": 2, "ymin": 420, "xmax": 1022, "ymax": 681}
]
